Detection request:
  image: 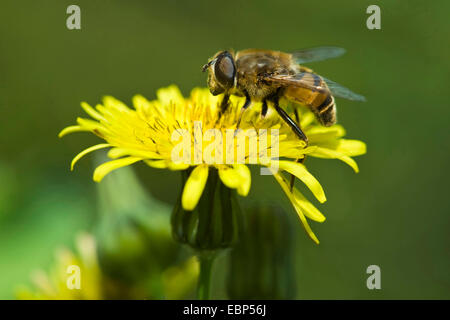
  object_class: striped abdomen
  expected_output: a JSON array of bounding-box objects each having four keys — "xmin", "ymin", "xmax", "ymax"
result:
[{"xmin": 283, "ymin": 73, "xmax": 337, "ymax": 127}]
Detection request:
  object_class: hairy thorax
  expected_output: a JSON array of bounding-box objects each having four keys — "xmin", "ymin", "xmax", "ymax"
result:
[{"xmin": 234, "ymin": 50, "xmax": 299, "ymax": 101}]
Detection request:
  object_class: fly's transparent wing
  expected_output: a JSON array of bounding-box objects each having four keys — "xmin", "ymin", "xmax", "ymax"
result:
[
  {"xmin": 322, "ymin": 76, "xmax": 366, "ymax": 101},
  {"xmin": 264, "ymin": 72, "xmax": 366, "ymax": 102},
  {"xmin": 263, "ymin": 72, "xmax": 329, "ymax": 93},
  {"xmin": 292, "ymin": 47, "xmax": 346, "ymax": 64}
]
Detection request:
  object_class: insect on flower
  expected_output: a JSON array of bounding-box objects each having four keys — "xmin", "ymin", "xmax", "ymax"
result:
[{"xmin": 202, "ymin": 47, "xmax": 366, "ymax": 143}]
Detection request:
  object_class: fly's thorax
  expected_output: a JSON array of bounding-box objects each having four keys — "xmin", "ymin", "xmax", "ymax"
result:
[
  {"xmin": 235, "ymin": 49, "xmax": 296, "ymax": 100},
  {"xmin": 236, "ymin": 73, "xmax": 278, "ymax": 100}
]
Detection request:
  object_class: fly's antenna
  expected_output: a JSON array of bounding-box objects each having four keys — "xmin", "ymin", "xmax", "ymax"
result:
[{"xmin": 202, "ymin": 59, "xmax": 216, "ymax": 72}]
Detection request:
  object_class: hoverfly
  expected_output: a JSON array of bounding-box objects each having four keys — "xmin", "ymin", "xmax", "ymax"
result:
[{"xmin": 202, "ymin": 47, "xmax": 365, "ymax": 143}]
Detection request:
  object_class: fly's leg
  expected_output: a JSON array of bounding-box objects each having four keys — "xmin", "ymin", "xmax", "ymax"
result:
[
  {"xmin": 220, "ymin": 93, "xmax": 230, "ymax": 114},
  {"xmin": 261, "ymin": 99, "xmax": 268, "ymax": 118},
  {"xmin": 273, "ymin": 97, "xmax": 308, "ymax": 143},
  {"xmin": 235, "ymin": 91, "xmax": 251, "ymax": 132},
  {"xmin": 215, "ymin": 93, "xmax": 230, "ymax": 125},
  {"xmin": 289, "ymin": 108, "xmax": 308, "ymax": 190},
  {"xmin": 270, "ymin": 97, "xmax": 308, "ymax": 191}
]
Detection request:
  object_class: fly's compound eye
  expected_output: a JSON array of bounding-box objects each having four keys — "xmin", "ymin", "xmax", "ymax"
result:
[{"xmin": 214, "ymin": 52, "xmax": 235, "ymax": 89}]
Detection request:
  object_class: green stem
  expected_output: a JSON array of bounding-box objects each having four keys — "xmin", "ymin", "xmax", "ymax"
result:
[{"xmin": 197, "ymin": 251, "xmax": 216, "ymax": 300}]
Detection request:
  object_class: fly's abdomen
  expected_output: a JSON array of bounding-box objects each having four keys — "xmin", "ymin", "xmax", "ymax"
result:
[
  {"xmin": 314, "ymin": 94, "xmax": 336, "ymax": 126},
  {"xmin": 284, "ymin": 85, "xmax": 337, "ymax": 127}
]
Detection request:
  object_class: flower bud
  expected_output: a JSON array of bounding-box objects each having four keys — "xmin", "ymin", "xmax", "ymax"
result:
[{"xmin": 171, "ymin": 168, "xmax": 243, "ymax": 251}]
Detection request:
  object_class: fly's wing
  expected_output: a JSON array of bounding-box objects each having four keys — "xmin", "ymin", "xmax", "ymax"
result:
[
  {"xmin": 263, "ymin": 72, "xmax": 330, "ymax": 93},
  {"xmin": 264, "ymin": 72, "xmax": 366, "ymax": 101},
  {"xmin": 292, "ymin": 47, "xmax": 346, "ymax": 64},
  {"xmin": 322, "ymin": 76, "xmax": 366, "ymax": 101}
]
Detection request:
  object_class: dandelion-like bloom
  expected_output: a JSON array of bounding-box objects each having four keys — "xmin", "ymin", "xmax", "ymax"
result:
[
  {"xmin": 16, "ymin": 233, "xmax": 103, "ymax": 299},
  {"xmin": 59, "ymin": 85, "xmax": 366, "ymax": 243}
]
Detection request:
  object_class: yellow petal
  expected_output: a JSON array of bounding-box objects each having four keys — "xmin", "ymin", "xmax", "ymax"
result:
[
  {"xmin": 107, "ymin": 147, "xmax": 161, "ymax": 159},
  {"xmin": 299, "ymin": 111, "xmax": 315, "ymax": 127},
  {"xmin": 58, "ymin": 125, "xmax": 88, "ymax": 138},
  {"xmin": 157, "ymin": 85, "xmax": 184, "ymax": 106},
  {"xmin": 93, "ymin": 157, "xmax": 141, "ymax": 182},
  {"xmin": 132, "ymin": 94, "xmax": 151, "ymax": 112},
  {"xmin": 71, "ymin": 144, "xmax": 111, "ymax": 170},
  {"xmin": 336, "ymin": 139, "xmax": 367, "ymax": 156},
  {"xmin": 293, "ymin": 189, "xmax": 325, "ymax": 222},
  {"xmin": 217, "ymin": 164, "xmax": 251, "ymax": 196},
  {"xmin": 76, "ymin": 118, "xmax": 104, "ymax": 131},
  {"xmin": 218, "ymin": 166, "xmax": 240, "ymax": 189},
  {"xmin": 168, "ymin": 162, "xmax": 190, "ymax": 171},
  {"xmin": 272, "ymin": 172, "xmax": 320, "ymax": 244},
  {"xmin": 144, "ymin": 160, "xmax": 168, "ymax": 169},
  {"xmin": 102, "ymin": 96, "xmax": 129, "ymax": 112},
  {"xmin": 295, "ymin": 204, "xmax": 320, "ymax": 244},
  {"xmin": 107, "ymin": 148, "xmax": 127, "ymax": 159},
  {"xmin": 233, "ymin": 164, "xmax": 251, "ymax": 196},
  {"xmin": 80, "ymin": 102, "xmax": 104, "ymax": 121},
  {"xmin": 307, "ymin": 125, "xmax": 346, "ymax": 142},
  {"xmin": 274, "ymin": 160, "xmax": 326, "ymax": 203},
  {"xmin": 182, "ymin": 165, "xmax": 209, "ymax": 211},
  {"xmin": 310, "ymin": 147, "xmax": 359, "ymax": 173},
  {"xmin": 190, "ymin": 88, "xmax": 222, "ymax": 114},
  {"xmin": 281, "ymin": 145, "xmax": 318, "ymax": 160}
]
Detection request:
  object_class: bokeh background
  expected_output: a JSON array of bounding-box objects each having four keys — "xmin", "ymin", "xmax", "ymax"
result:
[{"xmin": 0, "ymin": 0, "xmax": 449, "ymax": 299}]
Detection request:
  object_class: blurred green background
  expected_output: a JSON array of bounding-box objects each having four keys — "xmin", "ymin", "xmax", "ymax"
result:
[{"xmin": 0, "ymin": 0, "xmax": 448, "ymax": 299}]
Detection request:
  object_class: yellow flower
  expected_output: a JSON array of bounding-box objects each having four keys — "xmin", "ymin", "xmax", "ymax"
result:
[
  {"xmin": 16, "ymin": 233, "xmax": 103, "ymax": 299},
  {"xmin": 16, "ymin": 232, "xmax": 199, "ymax": 299},
  {"xmin": 59, "ymin": 85, "xmax": 366, "ymax": 243}
]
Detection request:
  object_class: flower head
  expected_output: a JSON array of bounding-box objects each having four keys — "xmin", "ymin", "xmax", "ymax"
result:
[
  {"xmin": 16, "ymin": 233, "xmax": 103, "ymax": 299},
  {"xmin": 59, "ymin": 85, "xmax": 366, "ymax": 243}
]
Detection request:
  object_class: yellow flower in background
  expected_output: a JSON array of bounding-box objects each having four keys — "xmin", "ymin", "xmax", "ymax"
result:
[
  {"xmin": 59, "ymin": 86, "xmax": 366, "ymax": 243},
  {"xmin": 16, "ymin": 233, "xmax": 199, "ymax": 300},
  {"xmin": 16, "ymin": 233, "xmax": 102, "ymax": 300}
]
